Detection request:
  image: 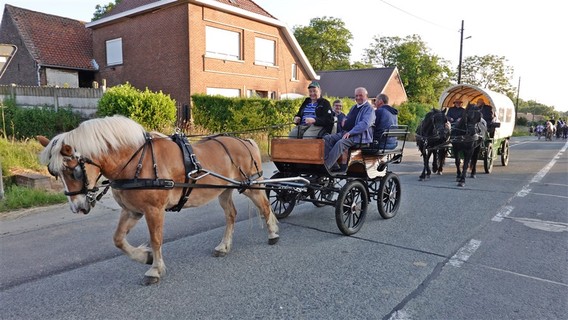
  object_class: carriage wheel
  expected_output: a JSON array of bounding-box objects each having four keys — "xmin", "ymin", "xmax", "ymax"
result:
[
  {"xmin": 500, "ymin": 139, "xmax": 510, "ymax": 166},
  {"xmin": 265, "ymin": 172, "xmax": 298, "ymax": 219},
  {"xmin": 377, "ymin": 172, "xmax": 401, "ymax": 219},
  {"xmin": 335, "ymin": 180, "xmax": 368, "ymax": 235},
  {"xmin": 483, "ymin": 144, "xmax": 494, "ymax": 173},
  {"xmin": 310, "ymin": 177, "xmax": 336, "ymax": 207}
]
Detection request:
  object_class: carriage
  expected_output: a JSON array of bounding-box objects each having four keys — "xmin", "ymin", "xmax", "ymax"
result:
[
  {"xmin": 37, "ymin": 115, "xmax": 408, "ymax": 284},
  {"xmin": 439, "ymin": 84, "xmax": 516, "ymax": 173},
  {"xmin": 264, "ymin": 126, "xmax": 409, "ymax": 236}
]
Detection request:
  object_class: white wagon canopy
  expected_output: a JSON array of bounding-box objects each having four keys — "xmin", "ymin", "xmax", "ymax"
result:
[{"xmin": 439, "ymin": 84, "xmax": 516, "ymax": 140}]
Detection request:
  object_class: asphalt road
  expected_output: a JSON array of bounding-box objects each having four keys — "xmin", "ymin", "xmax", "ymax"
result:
[{"xmin": 1, "ymin": 137, "xmax": 567, "ymax": 320}]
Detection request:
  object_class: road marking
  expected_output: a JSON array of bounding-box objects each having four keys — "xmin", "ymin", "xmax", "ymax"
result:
[
  {"xmin": 515, "ymin": 185, "xmax": 531, "ymax": 197},
  {"xmin": 509, "ymin": 217, "xmax": 568, "ymax": 233},
  {"xmin": 449, "ymin": 239, "xmax": 481, "ymax": 267},
  {"xmin": 493, "ymin": 140, "xmax": 568, "ymax": 222},
  {"xmin": 388, "ymin": 309, "xmax": 411, "ymax": 320},
  {"xmin": 492, "ymin": 205, "xmax": 514, "ymax": 222}
]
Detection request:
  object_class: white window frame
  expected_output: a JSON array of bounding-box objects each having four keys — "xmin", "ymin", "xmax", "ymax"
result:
[
  {"xmin": 206, "ymin": 87, "xmax": 241, "ymax": 97},
  {"xmin": 255, "ymin": 37, "xmax": 275, "ymax": 66},
  {"xmin": 206, "ymin": 26, "xmax": 241, "ymax": 61},
  {"xmin": 106, "ymin": 38, "xmax": 123, "ymax": 66},
  {"xmin": 291, "ymin": 63, "xmax": 298, "ymax": 80}
]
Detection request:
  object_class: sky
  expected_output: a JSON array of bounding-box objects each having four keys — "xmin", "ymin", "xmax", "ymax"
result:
[{"xmin": 1, "ymin": 0, "xmax": 566, "ymax": 112}]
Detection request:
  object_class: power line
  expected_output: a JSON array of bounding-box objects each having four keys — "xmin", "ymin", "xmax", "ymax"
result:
[{"xmin": 379, "ymin": 0, "xmax": 455, "ymax": 33}]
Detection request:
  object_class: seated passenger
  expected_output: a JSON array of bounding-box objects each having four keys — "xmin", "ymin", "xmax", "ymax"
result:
[
  {"xmin": 332, "ymin": 99, "xmax": 346, "ymax": 134},
  {"xmin": 372, "ymin": 93, "xmax": 399, "ymax": 150},
  {"xmin": 288, "ymin": 81, "xmax": 334, "ymax": 139},
  {"xmin": 446, "ymin": 100, "xmax": 465, "ymax": 124},
  {"xmin": 477, "ymin": 98, "xmax": 495, "ymax": 125},
  {"xmin": 323, "ymin": 87, "xmax": 375, "ymax": 171}
]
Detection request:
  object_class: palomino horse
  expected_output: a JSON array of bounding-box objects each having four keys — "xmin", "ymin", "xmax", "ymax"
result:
[
  {"xmin": 38, "ymin": 115, "xmax": 279, "ymax": 285},
  {"xmin": 545, "ymin": 121, "xmax": 556, "ymax": 141},
  {"xmin": 415, "ymin": 108, "xmax": 450, "ymax": 181},
  {"xmin": 450, "ymin": 105, "xmax": 484, "ymax": 187}
]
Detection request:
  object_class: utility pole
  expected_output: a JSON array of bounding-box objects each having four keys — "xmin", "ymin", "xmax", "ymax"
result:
[{"xmin": 458, "ymin": 20, "xmax": 464, "ymax": 84}]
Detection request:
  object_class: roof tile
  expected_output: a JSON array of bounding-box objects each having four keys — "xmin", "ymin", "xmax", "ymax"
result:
[{"xmin": 6, "ymin": 5, "xmax": 95, "ymax": 70}]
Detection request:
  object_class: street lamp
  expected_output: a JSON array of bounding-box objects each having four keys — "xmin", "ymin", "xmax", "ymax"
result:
[{"xmin": 457, "ymin": 20, "xmax": 471, "ymax": 84}]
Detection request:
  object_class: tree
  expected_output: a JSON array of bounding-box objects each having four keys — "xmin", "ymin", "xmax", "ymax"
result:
[
  {"xmin": 92, "ymin": 0, "xmax": 121, "ymax": 21},
  {"xmin": 293, "ymin": 17, "xmax": 353, "ymax": 71},
  {"xmin": 363, "ymin": 34, "xmax": 452, "ymax": 104},
  {"xmin": 460, "ymin": 55, "xmax": 515, "ymax": 96}
]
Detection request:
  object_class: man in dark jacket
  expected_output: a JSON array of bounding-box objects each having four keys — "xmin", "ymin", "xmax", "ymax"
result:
[
  {"xmin": 289, "ymin": 81, "xmax": 334, "ymax": 138},
  {"xmin": 373, "ymin": 93, "xmax": 398, "ymax": 150}
]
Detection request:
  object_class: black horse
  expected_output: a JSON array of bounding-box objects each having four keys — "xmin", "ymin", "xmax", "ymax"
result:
[
  {"xmin": 450, "ymin": 105, "xmax": 484, "ymax": 187},
  {"xmin": 416, "ymin": 108, "xmax": 450, "ymax": 181}
]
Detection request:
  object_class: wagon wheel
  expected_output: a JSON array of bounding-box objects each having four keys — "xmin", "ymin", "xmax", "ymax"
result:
[
  {"xmin": 483, "ymin": 144, "xmax": 494, "ymax": 173},
  {"xmin": 377, "ymin": 172, "xmax": 401, "ymax": 219},
  {"xmin": 310, "ymin": 177, "xmax": 336, "ymax": 207},
  {"xmin": 335, "ymin": 180, "xmax": 368, "ymax": 235},
  {"xmin": 265, "ymin": 172, "xmax": 298, "ymax": 219},
  {"xmin": 500, "ymin": 139, "xmax": 510, "ymax": 166}
]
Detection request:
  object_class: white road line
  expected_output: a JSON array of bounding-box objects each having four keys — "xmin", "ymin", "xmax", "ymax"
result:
[
  {"xmin": 449, "ymin": 239, "xmax": 481, "ymax": 267},
  {"xmin": 492, "ymin": 205, "xmax": 514, "ymax": 222},
  {"xmin": 492, "ymin": 140, "xmax": 568, "ymax": 221}
]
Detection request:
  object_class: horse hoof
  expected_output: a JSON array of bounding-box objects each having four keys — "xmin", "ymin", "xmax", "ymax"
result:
[
  {"xmin": 419, "ymin": 177, "xmax": 424, "ymax": 181},
  {"xmin": 213, "ymin": 250, "xmax": 227, "ymax": 257},
  {"xmin": 470, "ymin": 174, "xmax": 476, "ymax": 179},
  {"xmin": 268, "ymin": 237, "xmax": 279, "ymax": 245},
  {"xmin": 458, "ymin": 182, "xmax": 465, "ymax": 187},
  {"xmin": 143, "ymin": 276, "xmax": 160, "ymax": 286},
  {"xmin": 437, "ymin": 171, "xmax": 443, "ymax": 175}
]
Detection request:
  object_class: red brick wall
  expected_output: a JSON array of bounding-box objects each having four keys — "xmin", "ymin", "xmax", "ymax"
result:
[
  {"xmin": 91, "ymin": 2, "xmax": 311, "ymax": 108},
  {"xmin": 383, "ymin": 71, "xmax": 407, "ymax": 106},
  {"xmin": 188, "ymin": 4, "xmax": 309, "ymax": 98},
  {"xmin": 92, "ymin": 5, "xmax": 190, "ymax": 105}
]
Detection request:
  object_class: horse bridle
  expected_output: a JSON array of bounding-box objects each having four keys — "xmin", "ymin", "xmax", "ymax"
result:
[{"xmin": 58, "ymin": 154, "xmax": 105, "ymax": 206}]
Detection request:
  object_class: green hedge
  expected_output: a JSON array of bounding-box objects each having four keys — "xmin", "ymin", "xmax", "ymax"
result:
[
  {"xmin": 1, "ymin": 98, "xmax": 82, "ymax": 140},
  {"xmin": 190, "ymin": 94, "xmax": 433, "ymax": 138},
  {"xmin": 191, "ymin": 95, "xmax": 300, "ymax": 133},
  {"xmin": 97, "ymin": 83, "xmax": 177, "ymax": 132}
]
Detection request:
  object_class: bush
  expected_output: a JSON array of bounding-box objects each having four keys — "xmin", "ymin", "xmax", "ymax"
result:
[
  {"xmin": 397, "ymin": 102, "xmax": 435, "ymax": 134},
  {"xmin": 191, "ymin": 95, "xmax": 299, "ymax": 134},
  {"xmin": 1, "ymin": 99, "xmax": 82, "ymax": 140},
  {"xmin": 97, "ymin": 83, "xmax": 177, "ymax": 132}
]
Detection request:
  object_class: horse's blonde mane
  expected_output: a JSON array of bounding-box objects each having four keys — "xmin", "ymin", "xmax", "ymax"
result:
[{"xmin": 39, "ymin": 116, "xmax": 147, "ymax": 173}]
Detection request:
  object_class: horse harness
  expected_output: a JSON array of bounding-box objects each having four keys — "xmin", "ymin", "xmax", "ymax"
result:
[
  {"xmin": 416, "ymin": 111, "xmax": 450, "ymax": 151},
  {"xmin": 108, "ymin": 133, "xmax": 263, "ymax": 212}
]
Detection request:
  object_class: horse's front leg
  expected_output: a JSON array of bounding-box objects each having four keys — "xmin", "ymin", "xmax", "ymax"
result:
[
  {"xmin": 215, "ymin": 189, "xmax": 237, "ymax": 257},
  {"xmin": 419, "ymin": 150, "xmax": 431, "ymax": 181},
  {"xmin": 454, "ymin": 156, "xmax": 462, "ymax": 181},
  {"xmin": 470, "ymin": 146, "xmax": 480, "ymax": 178},
  {"xmin": 113, "ymin": 209, "xmax": 153, "ymax": 265},
  {"xmin": 436, "ymin": 149, "xmax": 446, "ymax": 175},
  {"xmin": 458, "ymin": 155, "xmax": 470, "ymax": 187},
  {"xmin": 142, "ymin": 208, "xmax": 166, "ymax": 285}
]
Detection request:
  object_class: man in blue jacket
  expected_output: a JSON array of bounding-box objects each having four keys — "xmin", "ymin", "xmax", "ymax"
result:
[
  {"xmin": 373, "ymin": 93, "xmax": 398, "ymax": 150},
  {"xmin": 324, "ymin": 87, "xmax": 375, "ymax": 171}
]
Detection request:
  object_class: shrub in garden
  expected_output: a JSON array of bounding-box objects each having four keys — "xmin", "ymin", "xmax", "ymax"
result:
[{"xmin": 97, "ymin": 83, "xmax": 177, "ymax": 132}]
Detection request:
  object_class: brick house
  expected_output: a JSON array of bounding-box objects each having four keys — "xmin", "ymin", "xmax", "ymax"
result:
[
  {"xmin": 0, "ymin": 5, "xmax": 97, "ymax": 87},
  {"xmin": 317, "ymin": 67, "xmax": 408, "ymax": 106},
  {"xmin": 0, "ymin": 0, "xmax": 318, "ymax": 108},
  {"xmin": 87, "ymin": 0, "xmax": 318, "ymax": 108}
]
